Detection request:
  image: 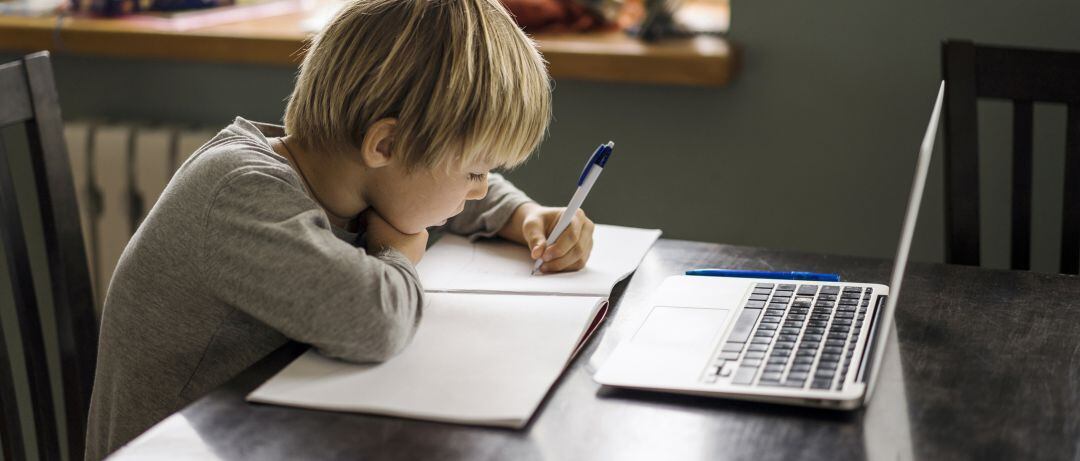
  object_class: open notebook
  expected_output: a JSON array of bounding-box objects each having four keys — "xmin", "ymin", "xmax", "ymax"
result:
[{"xmin": 247, "ymin": 224, "xmax": 661, "ymax": 428}]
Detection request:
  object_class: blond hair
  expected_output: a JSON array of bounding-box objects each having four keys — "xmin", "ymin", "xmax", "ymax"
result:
[{"xmin": 284, "ymin": 0, "xmax": 551, "ymax": 172}]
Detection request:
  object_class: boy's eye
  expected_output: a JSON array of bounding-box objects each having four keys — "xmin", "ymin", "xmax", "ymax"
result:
[{"xmin": 467, "ymin": 172, "xmax": 487, "ymax": 182}]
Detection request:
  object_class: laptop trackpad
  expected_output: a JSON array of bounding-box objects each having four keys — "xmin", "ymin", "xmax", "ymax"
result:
[{"xmin": 633, "ymin": 306, "xmax": 729, "ymax": 352}]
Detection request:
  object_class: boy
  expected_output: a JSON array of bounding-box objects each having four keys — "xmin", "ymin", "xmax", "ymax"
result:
[{"xmin": 85, "ymin": 0, "xmax": 596, "ymax": 458}]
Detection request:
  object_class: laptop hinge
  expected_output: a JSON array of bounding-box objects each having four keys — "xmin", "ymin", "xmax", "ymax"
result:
[{"xmin": 856, "ymin": 294, "xmax": 887, "ymax": 383}]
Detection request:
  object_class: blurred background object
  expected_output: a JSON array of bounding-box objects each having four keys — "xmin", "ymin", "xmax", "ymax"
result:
[
  {"xmin": 501, "ymin": 0, "xmax": 619, "ymax": 33},
  {"xmin": 629, "ymin": 0, "xmax": 728, "ymax": 41},
  {"xmin": 500, "ymin": 0, "xmax": 728, "ymax": 39}
]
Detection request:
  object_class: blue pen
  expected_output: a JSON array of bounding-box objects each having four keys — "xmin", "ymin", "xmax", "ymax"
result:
[
  {"xmin": 685, "ymin": 269, "xmax": 841, "ymax": 282},
  {"xmin": 532, "ymin": 141, "xmax": 614, "ymax": 275}
]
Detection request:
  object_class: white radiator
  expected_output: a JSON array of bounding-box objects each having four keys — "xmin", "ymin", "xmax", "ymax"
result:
[{"xmin": 63, "ymin": 121, "xmax": 218, "ymax": 311}]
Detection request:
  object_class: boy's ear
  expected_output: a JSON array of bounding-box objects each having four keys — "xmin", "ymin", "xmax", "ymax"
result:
[{"xmin": 361, "ymin": 118, "xmax": 397, "ymax": 168}]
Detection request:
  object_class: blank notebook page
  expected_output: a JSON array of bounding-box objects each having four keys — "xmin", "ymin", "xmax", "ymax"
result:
[
  {"xmin": 417, "ymin": 224, "xmax": 662, "ymax": 296},
  {"xmin": 247, "ymin": 292, "xmax": 606, "ymax": 427}
]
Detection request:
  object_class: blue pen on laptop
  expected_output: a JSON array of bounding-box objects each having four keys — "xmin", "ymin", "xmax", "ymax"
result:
[
  {"xmin": 531, "ymin": 141, "xmax": 615, "ymax": 275},
  {"xmin": 685, "ymin": 269, "xmax": 841, "ymax": 282}
]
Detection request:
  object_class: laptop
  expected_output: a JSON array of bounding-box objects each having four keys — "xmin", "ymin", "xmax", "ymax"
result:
[{"xmin": 593, "ymin": 81, "xmax": 944, "ymax": 409}]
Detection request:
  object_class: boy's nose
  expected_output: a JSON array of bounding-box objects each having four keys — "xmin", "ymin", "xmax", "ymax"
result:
[{"xmin": 466, "ymin": 179, "xmax": 489, "ymax": 201}]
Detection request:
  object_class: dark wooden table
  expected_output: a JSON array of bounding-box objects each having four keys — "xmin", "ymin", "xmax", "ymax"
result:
[{"xmin": 108, "ymin": 239, "xmax": 1080, "ymax": 460}]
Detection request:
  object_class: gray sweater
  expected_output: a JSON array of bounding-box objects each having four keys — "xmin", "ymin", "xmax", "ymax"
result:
[{"xmin": 85, "ymin": 118, "xmax": 532, "ymax": 459}]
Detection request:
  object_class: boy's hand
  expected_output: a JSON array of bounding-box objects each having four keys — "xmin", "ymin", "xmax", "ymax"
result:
[
  {"xmin": 499, "ymin": 202, "xmax": 595, "ymax": 273},
  {"xmin": 364, "ymin": 209, "xmax": 428, "ymax": 265}
]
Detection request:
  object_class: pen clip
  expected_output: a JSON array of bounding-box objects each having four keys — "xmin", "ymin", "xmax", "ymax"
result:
[{"xmin": 577, "ymin": 141, "xmax": 614, "ymax": 186}]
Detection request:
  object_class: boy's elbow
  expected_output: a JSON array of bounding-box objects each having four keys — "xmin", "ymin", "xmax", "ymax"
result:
[
  {"xmin": 327, "ymin": 295, "xmax": 420, "ymax": 363},
  {"xmin": 361, "ymin": 315, "xmax": 415, "ymax": 362}
]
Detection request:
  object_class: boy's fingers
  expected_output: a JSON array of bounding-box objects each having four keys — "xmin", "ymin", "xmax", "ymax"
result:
[
  {"xmin": 541, "ymin": 245, "xmax": 587, "ymax": 273},
  {"xmin": 542, "ymin": 216, "xmax": 585, "ymax": 261}
]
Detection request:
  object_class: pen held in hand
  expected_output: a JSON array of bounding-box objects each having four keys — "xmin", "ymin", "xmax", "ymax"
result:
[{"xmin": 532, "ymin": 141, "xmax": 614, "ymax": 275}]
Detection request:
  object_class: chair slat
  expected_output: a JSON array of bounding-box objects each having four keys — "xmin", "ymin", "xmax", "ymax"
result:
[
  {"xmin": 1011, "ymin": 101, "xmax": 1033, "ymax": 270},
  {"xmin": 1061, "ymin": 104, "xmax": 1080, "ymax": 274},
  {"xmin": 0, "ymin": 60, "xmax": 33, "ymax": 127},
  {"xmin": 23, "ymin": 52, "xmax": 99, "ymax": 460},
  {"xmin": 0, "ymin": 315, "xmax": 27, "ymax": 461},
  {"xmin": 976, "ymin": 45, "xmax": 1080, "ymax": 104},
  {"xmin": 0, "ymin": 138, "xmax": 62, "ymax": 461},
  {"xmin": 943, "ymin": 40, "xmax": 982, "ymax": 266}
]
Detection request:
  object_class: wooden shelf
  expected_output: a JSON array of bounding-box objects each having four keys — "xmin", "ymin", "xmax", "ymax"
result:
[{"xmin": 0, "ymin": 3, "xmax": 734, "ymax": 86}]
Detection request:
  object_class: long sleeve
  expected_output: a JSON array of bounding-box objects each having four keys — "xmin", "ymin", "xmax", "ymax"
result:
[
  {"xmin": 200, "ymin": 170, "xmax": 423, "ymax": 363},
  {"xmin": 442, "ymin": 172, "xmax": 534, "ymax": 239}
]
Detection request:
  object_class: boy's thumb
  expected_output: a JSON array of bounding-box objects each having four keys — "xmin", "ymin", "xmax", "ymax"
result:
[{"xmin": 523, "ymin": 220, "xmax": 546, "ymax": 259}]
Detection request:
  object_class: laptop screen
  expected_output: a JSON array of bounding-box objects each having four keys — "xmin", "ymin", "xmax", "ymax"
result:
[{"xmin": 862, "ymin": 81, "xmax": 944, "ymax": 396}]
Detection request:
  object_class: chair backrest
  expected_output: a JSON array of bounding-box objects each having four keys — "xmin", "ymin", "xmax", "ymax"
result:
[
  {"xmin": 942, "ymin": 39, "xmax": 1080, "ymax": 274},
  {"xmin": 0, "ymin": 52, "xmax": 99, "ymax": 461}
]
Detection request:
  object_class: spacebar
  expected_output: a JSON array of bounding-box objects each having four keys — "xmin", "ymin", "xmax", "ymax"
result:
[{"xmin": 728, "ymin": 308, "xmax": 762, "ymax": 343}]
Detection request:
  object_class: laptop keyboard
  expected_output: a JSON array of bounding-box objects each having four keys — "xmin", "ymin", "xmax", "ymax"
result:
[{"xmin": 704, "ymin": 283, "xmax": 873, "ymax": 391}]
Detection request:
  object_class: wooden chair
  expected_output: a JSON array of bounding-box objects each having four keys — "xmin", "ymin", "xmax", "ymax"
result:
[
  {"xmin": 0, "ymin": 52, "xmax": 99, "ymax": 461},
  {"xmin": 942, "ymin": 39, "xmax": 1080, "ymax": 274}
]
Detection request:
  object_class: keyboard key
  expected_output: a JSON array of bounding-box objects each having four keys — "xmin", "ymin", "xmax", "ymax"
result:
[
  {"xmin": 791, "ymin": 363, "xmax": 812, "ymax": 371},
  {"xmin": 770, "ymin": 296, "xmax": 791, "ymax": 304},
  {"xmin": 815, "ymin": 370, "xmax": 835, "ymax": 380},
  {"xmin": 788, "ymin": 314, "xmax": 806, "ymax": 321},
  {"xmin": 732, "ymin": 367, "xmax": 757, "ymax": 385},
  {"xmin": 823, "ymin": 346, "xmax": 843, "ymax": 354},
  {"xmin": 842, "ymin": 287, "xmax": 861, "ymax": 293},
  {"xmin": 801, "ymin": 334, "xmax": 823, "ymax": 342},
  {"xmin": 745, "ymin": 351, "xmax": 766, "ymax": 359},
  {"xmin": 746, "ymin": 300, "xmax": 766, "ymax": 309},
  {"xmin": 818, "ymin": 362, "xmax": 838, "ymax": 370},
  {"xmin": 767, "ymin": 356, "xmax": 789, "ymax": 365},
  {"xmin": 765, "ymin": 308, "xmax": 786, "ymax": 316},
  {"xmin": 748, "ymin": 344, "xmax": 769, "ymax": 352},
  {"xmin": 820, "ymin": 285, "xmax": 840, "ymax": 295},
  {"xmin": 755, "ymin": 283, "xmax": 775, "ymax": 289},
  {"xmin": 780, "ymin": 328, "xmax": 801, "ymax": 335},
  {"xmin": 722, "ymin": 342, "xmax": 744, "ymax": 353},
  {"xmin": 763, "ymin": 363, "xmax": 785, "ymax": 372},
  {"xmin": 797, "ymin": 285, "xmax": 818, "ymax": 295},
  {"xmin": 751, "ymin": 337, "xmax": 772, "ymax": 344},
  {"xmin": 778, "ymin": 284, "xmax": 796, "ymax": 291},
  {"xmin": 749, "ymin": 294, "xmax": 769, "ymax": 301},
  {"xmin": 773, "ymin": 341, "xmax": 795, "ymax": 349},
  {"xmin": 783, "ymin": 321, "xmax": 804, "ymax": 329},
  {"xmin": 778, "ymin": 334, "xmax": 799, "ymax": 342},
  {"xmin": 760, "ymin": 317, "xmax": 781, "ymax": 325},
  {"xmin": 828, "ymin": 333, "xmax": 848, "ymax": 340},
  {"xmin": 741, "ymin": 358, "xmax": 762, "ymax": 367},
  {"xmin": 771, "ymin": 349, "xmax": 791, "ymax": 358},
  {"xmin": 811, "ymin": 379, "xmax": 833, "ymax": 389},
  {"xmin": 795, "ymin": 350, "xmax": 817, "ymax": 358},
  {"xmin": 826, "ymin": 339, "xmax": 845, "ymax": 347},
  {"xmin": 787, "ymin": 371, "xmax": 809, "ymax": 381},
  {"xmin": 727, "ymin": 308, "xmax": 762, "ymax": 343},
  {"xmin": 760, "ymin": 372, "xmax": 783, "ymax": 382},
  {"xmin": 804, "ymin": 327, "xmax": 825, "ymax": 335},
  {"xmin": 758, "ymin": 323, "xmax": 778, "ymax": 330},
  {"xmin": 820, "ymin": 354, "xmax": 841, "ymax": 363},
  {"xmin": 798, "ymin": 342, "xmax": 820, "ymax": 350},
  {"xmin": 784, "ymin": 380, "xmax": 806, "ymax": 388},
  {"xmin": 832, "ymin": 319, "xmax": 853, "ymax": 326},
  {"xmin": 718, "ymin": 351, "xmax": 740, "ymax": 360}
]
